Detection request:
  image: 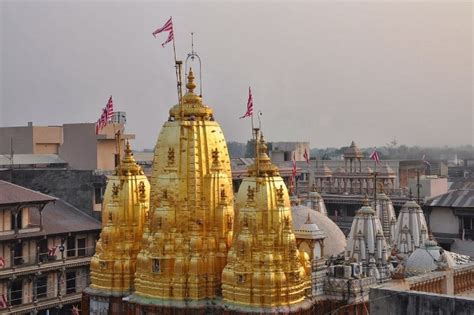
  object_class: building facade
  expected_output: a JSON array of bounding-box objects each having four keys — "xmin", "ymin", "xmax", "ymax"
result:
[{"xmin": 0, "ymin": 180, "xmax": 101, "ymax": 314}]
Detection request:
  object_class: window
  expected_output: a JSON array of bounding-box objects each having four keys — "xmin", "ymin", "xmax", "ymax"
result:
[
  {"xmin": 152, "ymin": 259, "xmax": 160, "ymax": 273},
  {"xmin": 13, "ymin": 243, "xmax": 23, "ymax": 266},
  {"xmin": 10, "ymin": 209, "xmax": 22, "ymax": 230},
  {"xmin": 36, "ymin": 275, "xmax": 47, "ymax": 299},
  {"xmin": 67, "ymin": 236, "xmax": 76, "ymax": 257},
  {"xmin": 38, "ymin": 239, "xmax": 48, "ymax": 263},
  {"xmin": 10, "ymin": 279, "xmax": 22, "ymax": 306},
  {"xmin": 66, "ymin": 271, "xmax": 76, "ymax": 294},
  {"xmin": 77, "ymin": 238, "xmax": 86, "ymax": 256},
  {"xmin": 463, "ymin": 218, "xmax": 472, "ymax": 230},
  {"xmin": 94, "ymin": 187, "xmax": 103, "ymax": 204}
]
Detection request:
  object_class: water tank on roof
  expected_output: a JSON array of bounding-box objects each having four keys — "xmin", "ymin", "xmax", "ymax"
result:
[{"xmin": 111, "ymin": 111, "xmax": 127, "ymax": 124}]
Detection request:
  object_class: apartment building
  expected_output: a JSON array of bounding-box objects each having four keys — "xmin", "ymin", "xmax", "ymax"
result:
[{"xmin": 0, "ymin": 180, "xmax": 101, "ymax": 314}]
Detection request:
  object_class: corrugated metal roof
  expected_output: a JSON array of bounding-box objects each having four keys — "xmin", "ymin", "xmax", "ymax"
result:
[
  {"xmin": 0, "ymin": 154, "xmax": 66, "ymax": 166},
  {"xmin": 425, "ymin": 189, "xmax": 474, "ymax": 208},
  {"xmin": 0, "ymin": 180, "xmax": 56, "ymax": 205}
]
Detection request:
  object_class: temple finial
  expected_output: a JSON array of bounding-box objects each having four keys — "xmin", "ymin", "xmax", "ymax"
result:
[
  {"xmin": 124, "ymin": 140, "xmax": 132, "ymax": 158},
  {"xmin": 186, "ymin": 67, "xmax": 196, "ymax": 92}
]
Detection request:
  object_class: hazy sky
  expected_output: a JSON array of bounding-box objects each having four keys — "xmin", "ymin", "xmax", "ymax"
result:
[{"xmin": 0, "ymin": 1, "xmax": 472, "ymax": 150}]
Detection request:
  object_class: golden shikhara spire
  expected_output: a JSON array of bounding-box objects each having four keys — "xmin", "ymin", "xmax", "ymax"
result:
[
  {"xmin": 90, "ymin": 140, "xmax": 150, "ymax": 295},
  {"xmin": 221, "ymin": 131, "xmax": 311, "ymax": 312},
  {"xmin": 131, "ymin": 69, "xmax": 234, "ymax": 304}
]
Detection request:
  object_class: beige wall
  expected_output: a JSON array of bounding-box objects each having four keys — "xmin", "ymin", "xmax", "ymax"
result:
[
  {"xmin": 32, "ymin": 126, "xmax": 62, "ymax": 154},
  {"xmin": 59, "ymin": 123, "xmax": 98, "ymax": 170},
  {"xmin": 0, "ymin": 126, "xmax": 33, "ymax": 154},
  {"xmin": 430, "ymin": 207, "xmax": 459, "ymax": 234},
  {"xmin": 97, "ymin": 139, "xmax": 119, "ymax": 171}
]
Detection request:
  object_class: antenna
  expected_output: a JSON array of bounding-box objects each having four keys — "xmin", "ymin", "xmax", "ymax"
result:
[{"xmin": 185, "ymin": 32, "xmax": 203, "ymax": 96}]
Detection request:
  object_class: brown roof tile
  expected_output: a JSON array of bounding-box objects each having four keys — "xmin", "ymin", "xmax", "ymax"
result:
[{"xmin": 0, "ymin": 180, "xmax": 56, "ymax": 206}]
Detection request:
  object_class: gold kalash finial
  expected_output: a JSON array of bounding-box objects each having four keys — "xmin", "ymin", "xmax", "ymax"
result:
[{"xmin": 186, "ymin": 67, "xmax": 196, "ymax": 93}]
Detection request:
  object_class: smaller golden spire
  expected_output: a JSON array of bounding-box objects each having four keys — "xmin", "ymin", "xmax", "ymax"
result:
[
  {"xmin": 186, "ymin": 68, "xmax": 196, "ymax": 93},
  {"xmin": 124, "ymin": 140, "xmax": 132, "ymax": 158}
]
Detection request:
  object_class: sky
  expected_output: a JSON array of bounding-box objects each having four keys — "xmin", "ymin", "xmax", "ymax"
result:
[{"xmin": 0, "ymin": 1, "xmax": 472, "ymax": 150}]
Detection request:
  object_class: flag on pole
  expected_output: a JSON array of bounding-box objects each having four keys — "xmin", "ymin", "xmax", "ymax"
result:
[
  {"xmin": 48, "ymin": 245, "xmax": 57, "ymax": 257},
  {"xmin": 0, "ymin": 294, "xmax": 7, "ymax": 308},
  {"xmin": 369, "ymin": 147, "xmax": 381, "ymax": 164},
  {"xmin": 303, "ymin": 148, "xmax": 310, "ymax": 164},
  {"xmin": 95, "ymin": 96, "xmax": 114, "ymax": 135},
  {"xmin": 422, "ymin": 154, "xmax": 431, "ymax": 168},
  {"xmin": 240, "ymin": 87, "xmax": 254, "ymax": 119},
  {"xmin": 152, "ymin": 17, "xmax": 174, "ymax": 47},
  {"xmin": 0, "ymin": 257, "xmax": 4, "ymax": 268},
  {"xmin": 105, "ymin": 96, "xmax": 114, "ymax": 121}
]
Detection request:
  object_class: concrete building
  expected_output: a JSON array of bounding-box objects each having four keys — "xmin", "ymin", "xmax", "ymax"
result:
[
  {"xmin": 0, "ymin": 116, "xmax": 134, "ymax": 172},
  {"xmin": 269, "ymin": 141, "xmax": 310, "ymax": 163},
  {"xmin": 0, "ymin": 122, "xmax": 62, "ymax": 155},
  {"xmin": 0, "ymin": 180, "xmax": 100, "ymax": 314},
  {"xmin": 425, "ymin": 189, "xmax": 474, "ymax": 255},
  {"xmin": 407, "ymin": 175, "xmax": 448, "ymax": 202}
]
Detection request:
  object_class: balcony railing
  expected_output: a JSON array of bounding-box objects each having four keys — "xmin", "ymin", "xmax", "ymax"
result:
[
  {"xmin": 0, "ymin": 246, "xmax": 95, "ymax": 279},
  {"xmin": 3, "ymin": 292, "xmax": 82, "ymax": 315}
]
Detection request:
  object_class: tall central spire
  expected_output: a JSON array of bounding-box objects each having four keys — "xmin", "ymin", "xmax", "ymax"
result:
[{"xmin": 129, "ymin": 64, "xmax": 234, "ymax": 310}]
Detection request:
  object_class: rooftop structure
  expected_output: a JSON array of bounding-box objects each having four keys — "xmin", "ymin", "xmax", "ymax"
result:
[
  {"xmin": 345, "ymin": 199, "xmax": 390, "ymax": 282},
  {"xmin": 393, "ymin": 199, "xmax": 429, "ymax": 255}
]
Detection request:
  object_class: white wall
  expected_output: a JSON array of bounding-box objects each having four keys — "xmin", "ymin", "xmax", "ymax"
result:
[{"xmin": 430, "ymin": 207, "xmax": 458, "ymax": 234}]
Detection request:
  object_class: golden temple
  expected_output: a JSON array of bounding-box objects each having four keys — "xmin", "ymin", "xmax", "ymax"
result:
[
  {"xmin": 88, "ymin": 140, "xmax": 150, "ymax": 296},
  {"xmin": 221, "ymin": 132, "xmax": 311, "ymax": 312},
  {"xmin": 130, "ymin": 68, "xmax": 234, "ymax": 307}
]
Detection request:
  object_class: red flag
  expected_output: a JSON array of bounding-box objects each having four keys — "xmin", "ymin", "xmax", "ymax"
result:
[
  {"xmin": 0, "ymin": 257, "xmax": 5, "ymax": 268},
  {"xmin": 0, "ymin": 294, "xmax": 7, "ymax": 308},
  {"xmin": 100, "ymin": 108, "xmax": 107, "ymax": 129},
  {"xmin": 303, "ymin": 148, "xmax": 310, "ymax": 164},
  {"xmin": 106, "ymin": 96, "xmax": 114, "ymax": 121},
  {"xmin": 95, "ymin": 120, "xmax": 100, "ymax": 135},
  {"xmin": 369, "ymin": 147, "xmax": 381, "ymax": 164},
  {"xmin": 240, "ymin": 87, "xmax": 254, "ymax": 119},
  {"xmin": 72, "ymin": 305, "xmax": 80, "ymax": 315},
  {"xmin": 48, "ymin": 245, "xmax": 57, "ymax": 257},
  {"xmin": 152, "ymin": 17, "xmax": 174, "ymax": 47}
]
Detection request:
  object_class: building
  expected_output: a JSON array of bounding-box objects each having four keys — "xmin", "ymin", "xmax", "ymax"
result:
[
  {"xmin": 0, "ymin": 122, "xmax": 62, "ymax": 155},
  {"xmin": 0, "ymin": 180, "xmax": 101, "ymax": 314},
  {"xmin": 425, "ymin": 188, "xmax": 474, "ymax": 255},
  {"xmin": 0, "ymin": 113, "xmax": 134, "ymax": 172},
  {"xmin": 0, "ymin": 169, "xmax": 107, "ymax": 219},
  {"xmin": 407, "ymin": 175, "xmax": 448, "ymax": 202},
  {"xmin": 269, "ymin": 141, "xmax": 310, "ymax": 163}
]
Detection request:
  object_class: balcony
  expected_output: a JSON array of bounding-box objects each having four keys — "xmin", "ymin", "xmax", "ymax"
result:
[
  {"xmin": 0, "ymin": 247, "xmax": 95, "ymax": 280},
  {"xmin": 5, "ymin": 292, "xmax": 82, "ymax": 315}
]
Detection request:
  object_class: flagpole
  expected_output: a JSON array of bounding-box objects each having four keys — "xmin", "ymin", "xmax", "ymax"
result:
[{"xmin": 170, "ymin": 17, "xmax": 183, "ymax": 117}]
